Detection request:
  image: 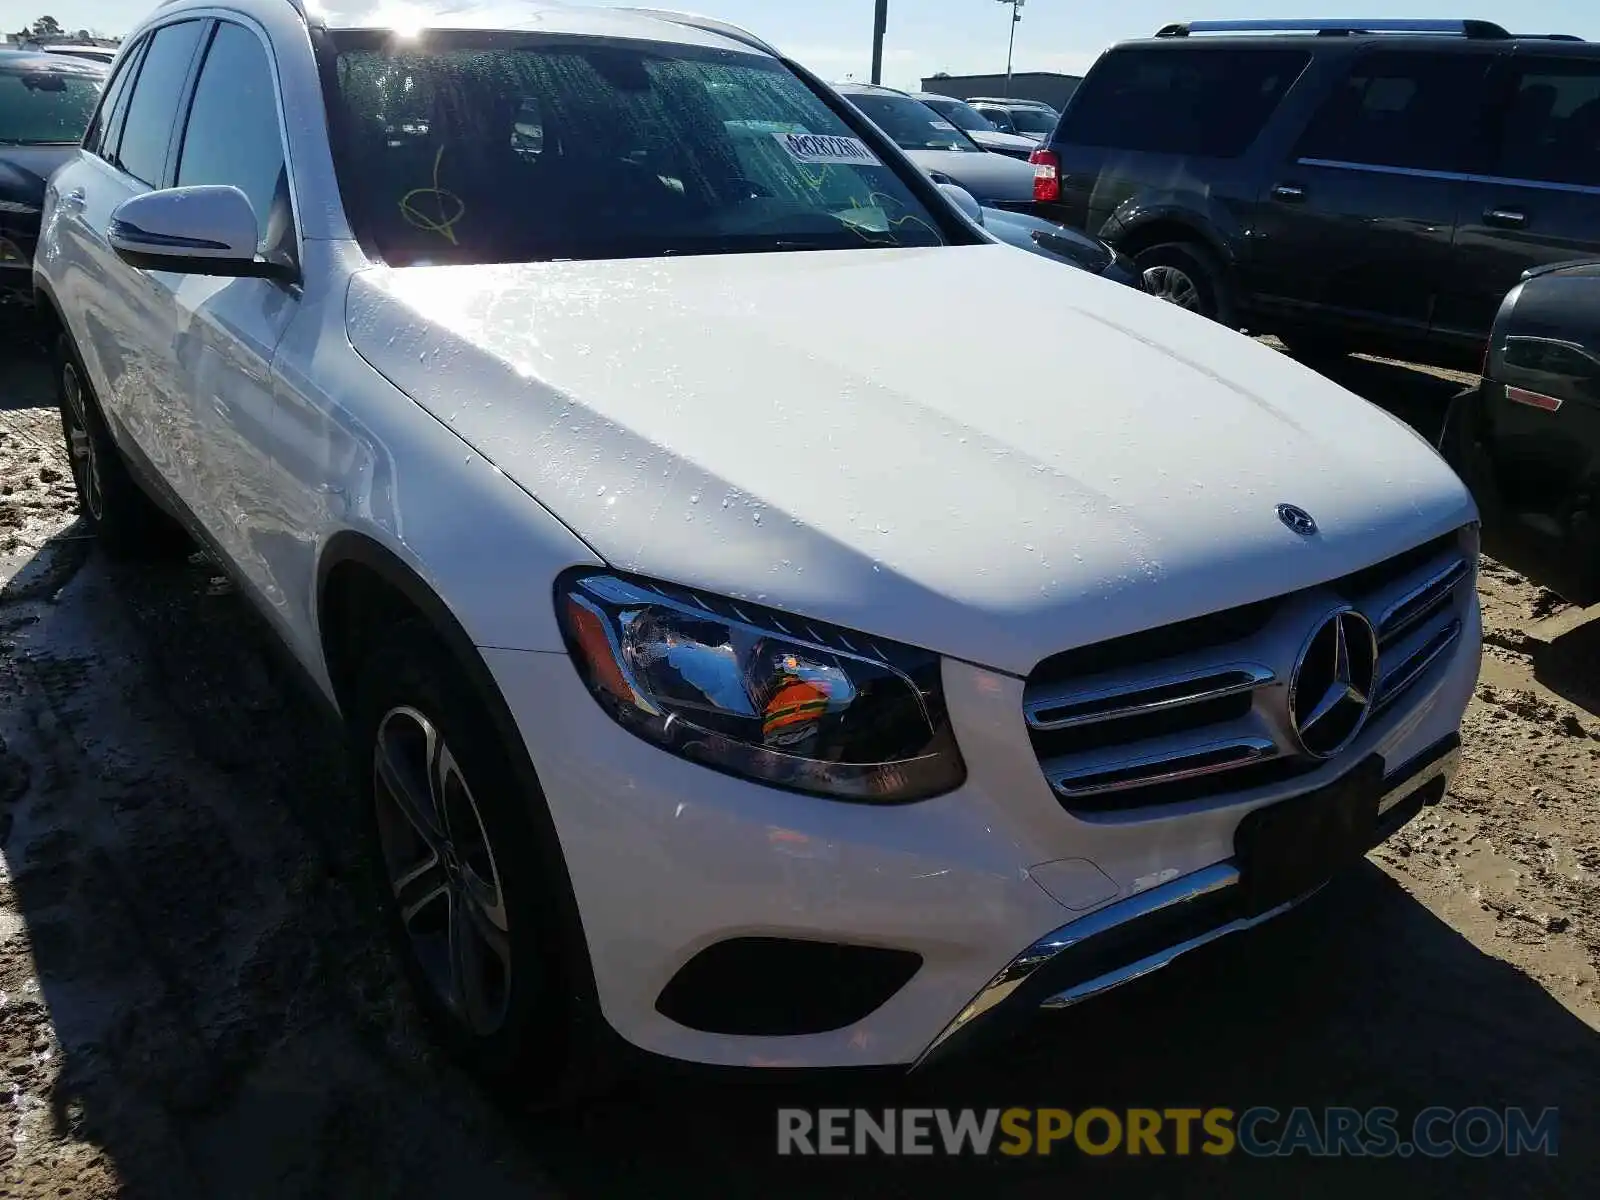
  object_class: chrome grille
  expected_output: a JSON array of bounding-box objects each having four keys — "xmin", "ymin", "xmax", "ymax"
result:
[{"xmin": 1025, "ymin": 527, "xmax": 1476, "ymax": 814}]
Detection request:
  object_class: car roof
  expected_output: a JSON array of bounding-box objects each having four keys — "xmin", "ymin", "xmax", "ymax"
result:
[
  {"xmin": 145, "ymin": 0, "xmax": 772, "ymax": 56},
  {"xmin": 832, "ymin": 82, "xmax": 914, "ymax": 97},
  {"xmin": 0, "ymin": 47, "xmax": 108, "ymax": 75},
  {"xmin": 1120, "ymin": 18, "xmax": 1592, "ymax": 53},
  {"xmin": 966, "ymin": 97, "xmax": 1054, "ymax": 109}
]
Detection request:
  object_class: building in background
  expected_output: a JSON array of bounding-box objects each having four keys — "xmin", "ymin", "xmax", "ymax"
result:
[{"xmin": 920, "ymin": 71, "xmax": 1081, "ymax": 109}]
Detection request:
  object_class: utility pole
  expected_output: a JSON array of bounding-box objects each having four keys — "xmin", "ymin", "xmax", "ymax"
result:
[
  {"xmin": 871, "ymin": 0, "xmax": 888, "ymax": 84},
  {"xmin": 997, "ymin": 0, "xmax": 1025, "ymax": 98}
]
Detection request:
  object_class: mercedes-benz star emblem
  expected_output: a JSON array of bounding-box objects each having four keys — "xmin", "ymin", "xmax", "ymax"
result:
[
  {"xmin": 1276, "ymin": 503, "xmax": 1318, "ymax": 537},
  {"xmin": 1288, "ymin": 608, "xmax": 1379, "ymax": 759}
]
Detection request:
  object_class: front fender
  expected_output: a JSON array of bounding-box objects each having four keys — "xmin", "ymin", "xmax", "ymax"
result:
[{"xmin": 1098, "ymin": 192, "xmax": 1243, "ymax": 267}]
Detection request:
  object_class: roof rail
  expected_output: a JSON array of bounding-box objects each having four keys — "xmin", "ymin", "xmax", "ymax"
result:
[
  {"xmin": 615, "ymin": 8, "xmax": 780, "ymax": 57},
  {"xmin": 1154, "ymin": 18, "xmax": 1513, "ymax": 40}
]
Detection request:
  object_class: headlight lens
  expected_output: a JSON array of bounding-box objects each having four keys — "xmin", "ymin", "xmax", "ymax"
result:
[{"xmin": 555, "ymin": 571, "xmax": 965, "ymax": 802}]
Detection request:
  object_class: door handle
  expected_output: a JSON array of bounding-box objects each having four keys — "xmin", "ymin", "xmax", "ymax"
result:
[
  {"xmin": 1271, "ymin": 183, "xmax": 1306, "ymax": 203},
  {"xmin": 60, "ymin": 187, "xmax": 85, "ymax": 211},
  {"xmin": 1484, "ymin": 208, "xmax": 1527, "ymax": 228}
]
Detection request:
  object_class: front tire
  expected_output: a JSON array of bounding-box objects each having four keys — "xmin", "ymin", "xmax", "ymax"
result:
[
  {"xmin": 54, "ymin": 334, "xmax": 187, "ymax": 557},
  {"xmin": 1134, "ymin": 241, "xmax": 1235, "ymax": 326},
  {"xmin": 351, "ymin": 621, "xmax": 584, "ymax": 1095}
]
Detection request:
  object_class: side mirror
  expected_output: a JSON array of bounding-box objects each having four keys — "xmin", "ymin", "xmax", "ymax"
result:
[
  {"xmin": 936, "ymin": 181, "xmax": 984, "ymax": 226},
  {"xmin": 109, "ymin": 185, "xmax": 290, "ymax": 281}
]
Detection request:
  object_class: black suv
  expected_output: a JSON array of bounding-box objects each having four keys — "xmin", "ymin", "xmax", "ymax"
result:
[
  {"xmin": 1029, "ymin": 18, "xmax": 1600, "ymax": 370},
  {"xmin": 1442, "ymin": 260, "xmax": 1600, "ymax": 603}
]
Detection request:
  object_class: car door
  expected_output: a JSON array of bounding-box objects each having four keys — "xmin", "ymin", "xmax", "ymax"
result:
[
  {"xmin": 1446, "ymin": 54, "xmax": 1600, "ymax": 351},
  {"xmin": 1250, "ymin": 48, "xmax": 1500, "ymax": 350},
  {"xmin": 55, "ymin": 18, "xmax": 209, "ymax": 489},
  {"xmin": 48, "ymin": 33, "xmax": 144, "ymax": 389},
  {"xmin": 164, "ymin": 17, "xmax": 303, "ymax": 599}
]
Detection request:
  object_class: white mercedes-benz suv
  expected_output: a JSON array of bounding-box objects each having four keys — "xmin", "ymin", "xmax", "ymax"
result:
[{"xmin": 34, "ymin": 0, "xmax": 1480, "ymax": 1093}]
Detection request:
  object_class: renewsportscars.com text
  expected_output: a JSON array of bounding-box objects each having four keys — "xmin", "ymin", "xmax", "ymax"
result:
[{"xmin": 776, "ymin": 1106, "xmax": 1558, "ymax": 1158}]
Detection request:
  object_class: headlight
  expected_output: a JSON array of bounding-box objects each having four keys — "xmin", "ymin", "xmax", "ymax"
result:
[{"xmin": 554, "ymin": 571, "xmax": 965, "ymax": 802}]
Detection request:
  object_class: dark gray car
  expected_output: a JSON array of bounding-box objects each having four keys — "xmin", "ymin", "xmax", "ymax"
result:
[
  {"xmin": 834, "ymin": 82, "xmax": 1038, "ymax": 210},
  {"xmin": 1441, "ymin": 260, "xmax": 1600, "ymax": 604},
  {"xmin": 981, "ymin": 205, "xmax": 1141, "ymax": 287},
  {"xmin": 912, "ymin": 92, "xmax": 1041, "ymax": 159},
  {"xmin": 0, "ymin": 50, "xmax": 106, "ymax": 303}
]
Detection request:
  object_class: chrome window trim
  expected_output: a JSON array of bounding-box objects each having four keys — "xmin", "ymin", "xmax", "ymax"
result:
[{"xmin": 1296, "ymin": 157, "xmax": 1600, "ymax": 196}]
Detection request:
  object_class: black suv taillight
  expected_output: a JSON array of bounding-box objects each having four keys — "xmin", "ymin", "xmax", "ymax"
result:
[{"xmin": 1029, "ymin": 147, "xmax": 1060, "ymax": 203}]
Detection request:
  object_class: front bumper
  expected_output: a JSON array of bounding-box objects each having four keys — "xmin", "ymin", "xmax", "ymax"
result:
[
  {"xmin": 483, "ymin": 583, "xmax": 1478, "ymax": 1071},
  {"xmin": 913, "ymin": 735, "xmax": 1460, "ymax": 1070}
]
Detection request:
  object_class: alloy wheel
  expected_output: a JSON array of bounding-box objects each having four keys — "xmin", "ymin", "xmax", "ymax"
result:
[
  {"xmin": 1141, "ymin": 265, "xmax": 1202, "ymax": 312},
  {"xmin": 60, "ymin": 361, "xmax": 104, "ymax": 521},
  {"xmin": 373, "ymin": 705, "xmax": 513, "ymax": 1035}
]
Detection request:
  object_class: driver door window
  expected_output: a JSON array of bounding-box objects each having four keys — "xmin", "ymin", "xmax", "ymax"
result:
[{"xmin": 176, "ymin": 20, "xmax": 295, "ymax": 268}]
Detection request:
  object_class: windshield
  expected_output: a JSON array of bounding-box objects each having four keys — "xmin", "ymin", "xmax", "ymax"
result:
[
  {"xmin": 845, "ymin": 93, "xmax": 981, "ymax": 153},
  {"xmin": 921, "ymin": 97, "xmax": 997, "ymax": 134},
  {"xmin": 322, "ymin": 33, "xmax": 951, "ymax": 266},
  {"xmin": 0, "ymin": 66, "xmax": 102, "ymax": 144},
  {"xmin": 1007, "ymin": 106, "xmax": 1058, "ymax": 136}
]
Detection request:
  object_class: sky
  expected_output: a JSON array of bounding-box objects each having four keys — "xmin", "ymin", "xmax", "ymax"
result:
[{"xmin": 4, "ymin": 0, "xmax": 1597, "ymax": 90}]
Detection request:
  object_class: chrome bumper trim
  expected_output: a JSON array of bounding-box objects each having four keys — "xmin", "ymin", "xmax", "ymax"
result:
[{"xmin": 912, "ymin": 738, "xmax": 1460, "ymax": 1070}]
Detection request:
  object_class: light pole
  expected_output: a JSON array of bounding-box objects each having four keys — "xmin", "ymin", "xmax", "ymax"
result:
[
  {"xmin": 997, "ymin": 0, "xmax": 1024, "ymax": 98},
  {"xmin": 871, "ymin": 0, "xmax": 888, "ymax": 84}
]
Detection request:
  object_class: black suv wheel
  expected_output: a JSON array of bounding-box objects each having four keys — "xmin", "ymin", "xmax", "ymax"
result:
[{"xmin": 1134, "ymin": 242, "xmax": 1235, "ymax": 325}]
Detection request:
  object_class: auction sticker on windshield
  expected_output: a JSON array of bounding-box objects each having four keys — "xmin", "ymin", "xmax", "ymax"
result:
[{"xmin": 775, "ymin": 132, "xmax": 881, "ymax": 166}]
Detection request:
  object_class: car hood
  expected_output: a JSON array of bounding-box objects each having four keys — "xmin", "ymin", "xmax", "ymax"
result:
[
  {"xmin": 0, "ymin": 146, "xmax": 74, "ymax": 207},
  {"xmin": 967, "ymin": 129, "xmax": 1040, "ymax": 154},
  {"xmin": 981, "ymin": 208, "xmax": 1113, "ymax": 271},
  {"xmin": 345, "ymin": 245, "xmax": 1475, "ymax": 675},
  {"xmin": 900, "ymin": 148, "xmax": 1037, "ymax": 204}
]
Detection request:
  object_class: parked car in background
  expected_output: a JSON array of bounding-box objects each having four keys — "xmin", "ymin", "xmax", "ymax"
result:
[
  {"xmin": 0, "ymin": 50, "xmax": 106, "ymax": 304},
  {"xmin": 1441, "ymin": 261, "xmax": 1600, "ymax": 605},
  {"xmin": 835, "ymin": 82, "xmax": 1038, "ymax": 210},
  {"xmin": 913, "ymin": 91, "xmax": 1040, "ymax": 158},
  {"xmin": 37, "ymin": 0, "xmax": 1479, "ymax": 1100},
  {"xmin": 933, "ymin": 177, "xmax": 1141, "ymax": 285},
  {"xmin": 1028, "ymin": 18, "xmax": 1600, "ymax": 371},
  {"xmin": 967, "ymin": 97, "xmax": 1059, "ymax": 139},
  {"xmin": 981, "ymin": 203, "xmax": 1141, "ymax": 286}
]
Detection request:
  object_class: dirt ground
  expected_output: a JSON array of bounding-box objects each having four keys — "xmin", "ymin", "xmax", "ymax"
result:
[{"xmin": 0, "ymin": 334, "xmax": 1596, "ymax": 1198}]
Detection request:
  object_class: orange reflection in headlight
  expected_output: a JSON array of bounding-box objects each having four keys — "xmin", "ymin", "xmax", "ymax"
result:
[
  {"xmin": 762, "ymin": 677, "xmax": 829, "ymax": 741},
  {"xmin": 566, "ymin": 599, "xmax": 632, "ymax": 701}
]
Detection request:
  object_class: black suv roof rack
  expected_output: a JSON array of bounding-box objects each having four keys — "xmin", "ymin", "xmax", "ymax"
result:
[{"xmin": 1154, "ymin": 18, "xmax": 1513, "ymax": 40}]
